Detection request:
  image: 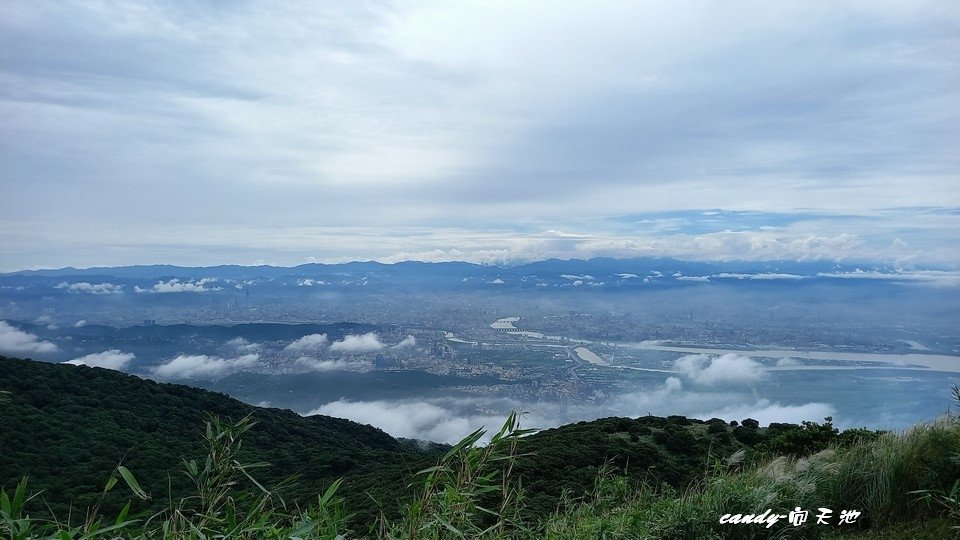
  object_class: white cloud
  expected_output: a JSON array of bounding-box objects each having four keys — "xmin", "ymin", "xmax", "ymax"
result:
[
  {"xmin": 490, "ymin": 278, "xmax": 505, "ymax": 284},
  {"xmin": 55, "ymin": 282, "xmax": 123, "ymax": 294},
  {"xmin": 225, "ymin": 337, "xmax": 261, "ymax": 353},
  {"xmin": 297, "ymin": 278, "xmax": 327, "ymax": 286},
  {"xmin": 616, "ymin": 273, "xmax": 639, "ymax": 279},
  {"xmin": 135, "ymin": 278, "xmax": 221, "ymax": 293},
  {"xmin": 746, "ymin": 273, "xmax": 807, "ymax": 280},
  {"xmin": 610, "ymin": 377, "xmax": 833, "ymax": 426},
  {"xmin": 63, "ymin": 349, "xmax": 135, "ymax": 370},
  {"xmin": 817, "ymin": 270, "xmax": 960, "ymax": 287},
  {"xmin": 714, "ymin": 273, "xmax": 806, "ymax": 280},
  {"xmin": 673, "ymin": 353, "xmax": 767, "ymax": 386},
  {"xmin": 153, "ymin": 353, "xmax": 258, "ymax": 379},
  {"xmin": 393, "ymin": 335, "xmax": 416, "ymax": 349},
  {"xmin": 699, "ymin": 400, "xmax": 836, "ymax": 426},
  {"xmin": 329, "ymin": 332, "xmax": 384, "ymax": 353},
  {"xmin": 0, "ymin": 321, "xmax": 59, "ymax": 355},
  {"xmin": 74, "ymin": 320, "xmax": 87, "ymax": 327},
  {"xmin": 284, "ymin": 333, "xmax": 328, "ymax": 351},
  {"xmin": 676, "ymin": 275, "xmax": 711, "ymax": 282},
  {"xmin": 775, "ymin": 357, "xmax": 801, "ymax": 368},
  {"xmin": 561, "ymin": 274, "xmax": 595, "ymax": 281},
  {"xmin": 304, "ymin": 374, "xmax": 840, "ymax": 444},
  {"xmin": 306, "ymin": 398, "xmax": 519, "ymax": 444},
  {"xmin": 294, "ymin": 356, "xmax": 369, "ymax": 372}
]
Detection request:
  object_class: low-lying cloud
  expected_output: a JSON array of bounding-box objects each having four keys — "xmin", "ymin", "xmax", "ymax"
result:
[
  {"xmin": 305, "ymin": 398, "xmax": 525, "ymax": 444},
  {"xmin": 715, "ymin": 273, "xmax": 806, "ymax": 281},
  {"xmin": 135, "ymin": 278, "xmax": 221, "ymax": 293},
  {"xmin": 153, "ymin": 353, "xmax": 258, "ymax": 379},
  {"xmin": 284, "ymin": 333, "xmax": 329, "ymax": 351},
  {"xmin": 329, "ymin": 333, "xmax": 384, "ymax": 353},
  {"xmin": 55, "ymin": 282, "xmax": 123, "ymax": 294},
  {"xmin": 294, "ymin": 356, "xmax": 369, "ymax": 372},
  {"xmin": 610, "ymin": 377, "xmax": 834, "ymax": 425},
  {"xmin": 775, "ymin": 357, "xmax": 801, "ymax": 368},
  {"xmin": 63, "ymin": 349, "xmax": 135, "ymax": 370},
  {"xmin": 817, "ymin": 270, "xmax": 960, "ymax": 287},
  {"xmin": 226, "ymin": 337, "xmax": 262, "ymax": 353},
  {"xmin": 700, "ymin": 400, "xmax": 836, "ymax": 426},
  {"xmin": 0, "ymin": 321, "xmax": 59, "ymax": 355},
  {"xmin": 393, "ymin": 335, "xmax": 416, "ymax": 349},
  {"xmin": 305, "ymin": 373, "xmax": 838, "ymax": 444},
  {"xmin": 673, "ymin": 353, "xmax": 767, "ymax": 386}
]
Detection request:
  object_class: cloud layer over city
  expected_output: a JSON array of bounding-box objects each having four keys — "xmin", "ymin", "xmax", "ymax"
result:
[{"xmin": 304, "ymin": 376, "xmax": 836, "ymax": 445}]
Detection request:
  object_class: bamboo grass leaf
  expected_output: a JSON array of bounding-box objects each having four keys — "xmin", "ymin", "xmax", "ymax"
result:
[{"xmin": 116, "ymin": 466, "xmax": 148, "ymax": 500}]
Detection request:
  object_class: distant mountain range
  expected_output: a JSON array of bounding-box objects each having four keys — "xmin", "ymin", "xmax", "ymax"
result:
[
  {"xmin": 3, "ymin": 257, "xmax": 943, "ymax": 293},
  {"xmin": 0, "ymin": 257, "xmax": 890, "ymax": 279}
]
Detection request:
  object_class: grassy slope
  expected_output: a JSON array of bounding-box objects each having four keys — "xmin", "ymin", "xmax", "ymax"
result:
[{"xmin": 540, "ymin": 416, "xmax": 960, "ymax": 538}]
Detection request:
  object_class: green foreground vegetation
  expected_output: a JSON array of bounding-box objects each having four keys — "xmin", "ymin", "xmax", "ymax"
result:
[{"xmin": 2, "ymin": 356, "xmax": 959, "ymax": 538}]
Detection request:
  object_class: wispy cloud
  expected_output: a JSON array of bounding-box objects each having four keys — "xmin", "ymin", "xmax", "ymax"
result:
[
  {"xmin": 392, "ymin": 335, "xmax": 416, "ymax": 349},
  {"xmin": 715, "ymin": 273, "xmax": 806, "ymax": 281},
  {"xmin": 153, "ymin": 353, "xmax": 258, "ymax": 379},
  {"xmin": 306, "ymin": 398, "xmax": 516, "ymax": 444},
  {"xmin": 817, "ymin": 270, "xmax": 960, "ymax": 286},
  {"xmin": 63, "ymin": 349, "xmax": 134, "ymax": 370},
  {"xmin": 294, "ymin": 357, "xmax": 369, "ymax": 372},
  {"xmin": 226, "ymin": 337, "xmax": 261, "ymax": 353}
]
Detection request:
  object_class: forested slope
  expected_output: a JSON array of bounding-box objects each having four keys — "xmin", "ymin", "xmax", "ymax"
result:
[
  {"xmin": 0, "ymin": 355, "xmax": 437, "ymax": 525},
  {"xmin": 0, "ymin": 355, "xmax": 887, "ymax": 533}
]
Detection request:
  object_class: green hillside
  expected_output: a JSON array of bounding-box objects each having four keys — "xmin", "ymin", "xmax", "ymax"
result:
[
  {"xmin": 2, "ymin": 355, "xmax": 958, "ymax": 538},
  {"xmin": 0, "ymin": 355, "xmax": 438, "ymax": 526}
]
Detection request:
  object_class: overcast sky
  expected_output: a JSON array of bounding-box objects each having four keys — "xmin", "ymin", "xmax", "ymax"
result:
[{"xmin": 1, "ymin": 1, "xmax": 957, "ymax": 270}]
